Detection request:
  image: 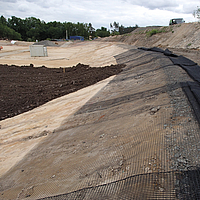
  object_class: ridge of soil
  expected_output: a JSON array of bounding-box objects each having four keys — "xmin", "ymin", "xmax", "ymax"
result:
[
  {"xmin": 99, "ymin": 22, "xmax": 200, "ymax": 50},
  {"xmin": 0, "ymin": 63, "xmax": 125, "ymax": 121},
  {"xmin": 33, "ymin": 40, "xmax": 58, "ymax": 47}
]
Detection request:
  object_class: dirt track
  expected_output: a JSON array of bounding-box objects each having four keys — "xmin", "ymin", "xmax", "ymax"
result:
[
  {"xmin": 0, "ymin": 40, "xmax": 127, "ymax": 68},
  {"xmin": 100, "ymin": 22, "xmax": 200, "ymax": 50}
]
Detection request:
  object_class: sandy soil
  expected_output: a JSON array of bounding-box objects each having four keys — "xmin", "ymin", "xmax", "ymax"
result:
[
  {"xmin": 0, "ymin": 63, "xmax": 124, "ymax": 120},
  {"xmin": 0, "ymin": 41, "xmax": 127, "ymax": 179},
  {"xmin": 0, "ymin": 75, "xmax": 115, "ymax": 178},
  {"xmin": 0, "ymin": 41, "xmax": 127, "ymax": 68},
  {"xmin": 1, "ymin": 46, "xmax": 199, "ymax": 199},
  {"xmin": 100, "ymin": 22, "xmax": 200, "ymax": 51},
  {"xmin": 1, "ymin": 24, "xmax": 200, "ymax": 199}
]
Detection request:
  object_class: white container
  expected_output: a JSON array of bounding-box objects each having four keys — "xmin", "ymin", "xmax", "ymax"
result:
[{"xmin": 29, "ymin": 45, "xmax": 48, "ymax": 57}]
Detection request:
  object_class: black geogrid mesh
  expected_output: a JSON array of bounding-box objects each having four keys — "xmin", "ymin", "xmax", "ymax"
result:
[
  {"xmin": 40, "ymin": 171, "xmax": 176, "ymax": 200},
  {"xmin": 139, "ymin": 47, "xmax": 200, "ymax": 125},
  {"xmin": 1, "ymin": 47, "xmax": 200, "ymax": 200},
  {"xmin": 37, "ymin": 48, "xmax": 200, "ymax": 199},
  {"xmin": 40, "ymin": 168, "xmax": 200, "ymax": 200}
]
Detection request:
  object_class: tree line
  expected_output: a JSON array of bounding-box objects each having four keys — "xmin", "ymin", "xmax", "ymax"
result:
[{"xmin": 0, "ymin": 16, "xmax": 138, "ymax": 41}]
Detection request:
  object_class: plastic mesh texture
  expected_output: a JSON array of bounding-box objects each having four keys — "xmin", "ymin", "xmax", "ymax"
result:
[{"xmin": 1, "ymin": 47, "xmax": 200, "ymax": 200}]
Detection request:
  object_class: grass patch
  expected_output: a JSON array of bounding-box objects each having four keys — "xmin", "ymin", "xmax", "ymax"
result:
[
  {"xmin": 146, "ymin": 27, "xmax": 170, "ymax": 37},
  {"xmin": 146, "ymin": 29, "xmax": 163, "ymax": 37}
]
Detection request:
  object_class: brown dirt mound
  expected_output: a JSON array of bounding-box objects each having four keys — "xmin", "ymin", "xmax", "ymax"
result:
[
  {"xmin": 98, "ymin": 23, "xmax": 200, "ymax": 49},
  {"xmin": 33, "ymin": 40, "xmax": 58, "ymax": 47},
  {"xmin": 0, "ymin": 63, "xmax": 125, "ymax": 121}
]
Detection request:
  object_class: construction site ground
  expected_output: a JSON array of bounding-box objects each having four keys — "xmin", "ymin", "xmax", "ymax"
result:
[{"xmin": 1, "ymin": 22, "xmax": 200, "ymax": 199}]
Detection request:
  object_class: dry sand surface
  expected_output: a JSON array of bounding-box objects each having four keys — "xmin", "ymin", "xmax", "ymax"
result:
[
  {"xmin": 0, "ymin": 41, "xmax": 128, "ymax": 179},
  {"xmin": 102, "ymin": 23, "xmax": 200, "ymax": 49},
  {"xmin": 0, "ymin": 40, "xmax": 127, "ymax": 68},
  {"xmin": 0, "ymin": 75, "xmax": 115, "ymax": 177},
  {"xmin": 99, "ymin": 22, "xmax": 200, "ymax": 65}
]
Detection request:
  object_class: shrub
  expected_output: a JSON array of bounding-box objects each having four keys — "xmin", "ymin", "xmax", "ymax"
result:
[{"xmin": 146, "ymin": 29, "xmax": 161, "ymax": 37}]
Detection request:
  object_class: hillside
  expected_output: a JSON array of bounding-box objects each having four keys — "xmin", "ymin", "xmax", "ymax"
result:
[{"xmin": 100, "ymin": 22, "xmax": 200, "ymax": 49}]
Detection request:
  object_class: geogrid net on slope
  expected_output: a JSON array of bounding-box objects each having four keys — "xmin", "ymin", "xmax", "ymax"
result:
[
  {"xmin": 39, "ymin": 48, "xmax": 200, "ymax": 199},
  {"xmin": 1, "ymin": 47, "xmax": 200, "ymax": 200}
]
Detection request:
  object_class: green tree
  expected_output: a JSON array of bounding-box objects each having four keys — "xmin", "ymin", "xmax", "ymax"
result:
[
  {"xmin": 0, "ymin": 15, "xmax": 7, "ymax": 25},
  {"xmin": 88, "ymin": 23, "xmax": 95, "ymax": 39},
  {"xmin": 96, "ymin": 27, "xmax": 110, "ymax": 37},
  {"xmin": 119, "ymin": 24, "xmax": 139, "ymax": 35},
  {"xmin": 45, "ymin": 21, "xmax": 64, "ymax": 39},
  {"xmin": 2, "ymin": 15, "xmax": 131, "ymax": 41},
  {"xmin": 0, "ymin": 15, "xmax": 21, "ymax": 40},
  {"xmin": 75, "ymin": 22, "xmax": 90, "ymax": 39},
  {"xmin": 110, "ymin": 21, "xmax": 120, "ymax": 35},
  {"xmin": 63, "ymin": 22, "xmax": 74, "ymax": 38},
  {"xmin": 113, "ymin": 21, "xmax": 119, "ymax": 31},
  {"xmin": 193, "ymin": 6, "xmax": 200, "ymax": 20},
  {"xmin": 7, "ymin": 16, "xmax": 28, "ymax": 40},
  {"xmin": 25, "ymin": 17, "xmax": 43, "ymax": 41},
  {"xmin": 0, "ymin": 23, "xmax": 21, "ymax": 40}
]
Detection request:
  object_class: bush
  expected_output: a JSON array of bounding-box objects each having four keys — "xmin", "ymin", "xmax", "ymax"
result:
[{"xmin": 146, "ymin": 29, "xmax": 161, "ymax": 37}]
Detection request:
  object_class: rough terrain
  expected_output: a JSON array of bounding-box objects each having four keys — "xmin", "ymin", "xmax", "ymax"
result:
[
  {"xmin": 100, "ymin": 22, "xmax": 200, "ymax": 49},
  {"xmin": 0, "ymin": 40, "xmax": 127, "ymax": 68},
  {"xmin": 0, "ymin": 63, "xmax": 125, "ymax": 120},
  {"xmin": 1, "ymin": 23, "xmax": 200, "ymax": 199}
]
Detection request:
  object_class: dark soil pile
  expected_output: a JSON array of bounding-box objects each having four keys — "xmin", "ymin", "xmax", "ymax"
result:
[
  {"xmin": 33, "ymin": 40, "xmax": 58, "ymax": 47},
  {"xmin": 0, "ymin": 63, "xmax": 125, "ymax": 120}
]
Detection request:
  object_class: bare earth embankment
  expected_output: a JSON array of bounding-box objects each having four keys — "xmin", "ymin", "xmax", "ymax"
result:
[
  {"xmin": 100, "ymin": 22, "xmax": 200, "ymax": 65},
  {"xmin": 1, "ymin": 23, "xmax": 200, "ymax": 199}
]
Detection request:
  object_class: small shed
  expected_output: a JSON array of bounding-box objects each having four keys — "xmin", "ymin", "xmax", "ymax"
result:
[
  {"xmin": 69, "ymin": 36, "xmax": 84, "ymax": 41},
  {"xmin": 29, "ymin": 45, "xmax": 48, "ymax": 57}
]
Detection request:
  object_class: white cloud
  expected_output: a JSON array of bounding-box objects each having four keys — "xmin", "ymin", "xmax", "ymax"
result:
[
  {"xmin": 0, "ymin": 0, "xmax": 197, "ymax": 29},
  {"xmin": 126, "ymin": 0, "xmax": 199, "ymax": 14},
  {"xmin": 0, "ymin": 0, "xmax": 17, "ymax": 2},
  {"xmin": 18, "ymin": 3, "xmax": 29, "ymax": 12},
  {"xmin": 127, "ymin": 0, "xmax": 178, "ymax": 10}
]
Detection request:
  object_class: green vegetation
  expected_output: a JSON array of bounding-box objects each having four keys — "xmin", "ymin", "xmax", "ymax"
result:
[
  {"xmin": 146, "ymin": 29, "xmax": 162, "ymax": 37},
  {"xmin": 110, "ymin": 21, "xmax": 138, "ymax": 35},
  {"xmin": 146, "ymin": 27, "xmax": 168, "ymax": 37},
  {"xmin": 0, "ymin": 16, "xmax": 139, "ymax": 41},
  {"xmin": 193, "ymin": 6, "xmax": 200, "ymax": 20},
  {"xmin": 119, "ymin": 24, "xmax": 138, "ymax": 35},
  {"xmin": 0, "ymin": 16, "xmax": 21, "ymax": 40},
  {"xmin": 169, "ymin": 26, "xmax": 174, "ymax": 33},
  {"xmin": 0, "ymin": 15, "xmax": 97, "ymax": 41},
  {"xmin": 96, "ymin": 27, "xmax": 110, "ymax": 37}
]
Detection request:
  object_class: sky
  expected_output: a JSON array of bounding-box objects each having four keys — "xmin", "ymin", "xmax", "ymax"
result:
[{"xmin": 0, "ymin": 0, "xmax": 199, "ymax": 29}]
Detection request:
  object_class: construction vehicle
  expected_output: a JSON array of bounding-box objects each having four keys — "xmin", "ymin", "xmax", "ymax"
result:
[{"xmin": 169, "ymin": 18, "xmax": 185, "ymax": 25}]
